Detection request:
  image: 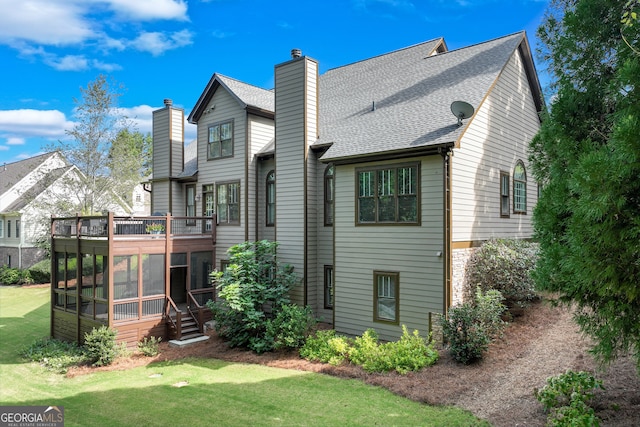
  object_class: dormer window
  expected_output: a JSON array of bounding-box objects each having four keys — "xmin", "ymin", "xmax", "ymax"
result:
[{"xmin": 208, "ymin": 120, "xmax": 234, "ymax": 159}]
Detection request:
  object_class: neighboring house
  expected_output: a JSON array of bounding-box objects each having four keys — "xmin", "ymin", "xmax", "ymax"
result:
[
  {"xmin": 0, "ymin": 152, "xmax": 135, "ymax": 270},
  {"xmin": 113, "ymin": 31, "xmax": 540, "ymax": 344},
  {"xmin": 0, "ymin": 152, "xmax": 81, "ymax": 269}
]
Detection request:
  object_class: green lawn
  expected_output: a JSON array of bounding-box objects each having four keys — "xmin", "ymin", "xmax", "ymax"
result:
[{"xmin": 0, "ymin": 286, "xmax": 489, "ymax": 426}]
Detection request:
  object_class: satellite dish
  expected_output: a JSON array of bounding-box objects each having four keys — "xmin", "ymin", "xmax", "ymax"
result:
[{"xmin": 450, "ymin": 101, "xmax": 475, "ymax": 126}]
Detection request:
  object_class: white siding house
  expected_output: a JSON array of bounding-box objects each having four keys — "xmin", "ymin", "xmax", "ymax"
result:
[{"xmin": 150, "ymin": 31, "xmax": 543, "ymax": 340}]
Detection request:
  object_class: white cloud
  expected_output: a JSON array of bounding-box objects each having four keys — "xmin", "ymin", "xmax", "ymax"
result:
[
  {"xmin": 130, "ymin": 30, "xmax": 193, "ymax": 56},
  {"xmin": 0, "ymin": 0, "xmax": 193, "ymax": 70},
  {"xmin": 0, "ymin": 0, "xmax": 94, "ymax": 45},
  {"xmin": 6, "ymin": 137, "xmax": 25, "ymax": 146},
  {"xmin": 105, "ymin": 0, "xmax": 189, "ymax": 21},
  {"xmin": 0, "ymin": 109, "xmax": 73, "ymax": 138},
  {"xmin": 46, "ymin": 55, "xmax": 90, "ymax": 71}
]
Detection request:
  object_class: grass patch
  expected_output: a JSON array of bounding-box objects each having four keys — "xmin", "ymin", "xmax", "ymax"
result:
[{"xmin": 0, "ymin": 286, "xmax": 488, "ymax": 426}]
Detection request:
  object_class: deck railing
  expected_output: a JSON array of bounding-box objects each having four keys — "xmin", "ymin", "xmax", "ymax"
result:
[{"xmin": 52, "ymin": 213, "xmax": 216, "ymax": 241}]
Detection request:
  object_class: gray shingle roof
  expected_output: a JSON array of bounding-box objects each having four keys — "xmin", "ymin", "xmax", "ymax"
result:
[
  {"xmin": 319, "ymin": 32, "xmax": 526, "ymax": 162},
  {"xmin": 0, "ymin": 152, "xmax": 61, "ymax": 197},
  {"xmin": 178, "ymin": 139, "xmax": 198, "ymax": 178},
  {"xmin": 217, "ymin": 75, "xmax": 275, "ymax": 112},
  {"xmin": 3, "ymin": 165, "xmax": 74, "ymax": 212}
]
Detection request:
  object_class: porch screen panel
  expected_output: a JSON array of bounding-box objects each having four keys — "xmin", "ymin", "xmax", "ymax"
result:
[
  {"xmin": 81, "ymin": 253, "xmax": 94, "ymax": 297},
  {"xmin": 113, "ymin": 255, "xmax": 138, "ymax": 299},
  {"xmin": 66, "ymin": 253, "xmax": 77, "ymax": 292},
  {"xmin": 143, "ymin": 254, "xmax": 165, "ymax": 296},
  {"xmin": 95, "ymin": 255, "xmax": 107, "ymax": 300},
  {"xmin": 190, "ymin": 251, "xmax": 213, "ymax": 290}
]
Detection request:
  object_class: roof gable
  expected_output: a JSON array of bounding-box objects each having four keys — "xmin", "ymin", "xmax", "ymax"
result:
[
  {"xmin": 319, "ymin": 32, "xmax": 537, "ymax": 162},
  {"xmin": 188, "ymin": 73, "xmax": 274, "ymax": 123}
]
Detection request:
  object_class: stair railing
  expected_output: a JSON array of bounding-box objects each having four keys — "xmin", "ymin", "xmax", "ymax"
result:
[
  {"xmin": 165, "ymin": 297, "xmax": 182, "ymax": 340},
  {"xmin": 186, "ymin": 292, "xmax": 204, "ymax": 334}
]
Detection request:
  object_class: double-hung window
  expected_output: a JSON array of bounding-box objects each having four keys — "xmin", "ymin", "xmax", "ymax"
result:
[
  {"xmin": 208, "ymin": 120, "xmax": 234, "ymax": 159},
  {"xmin": 357, "ymin": 163, "xmax": 419, "ymax": 224},
  {"xmin": 217, "ymin": 181, "xmax": 240, "ymax": 225},
  {"xmin": 374, "ymin": 271, "xmax": 399, "ymax": 323}
]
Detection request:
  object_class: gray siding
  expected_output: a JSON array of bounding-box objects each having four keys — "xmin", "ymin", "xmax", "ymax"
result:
[
  {"xmin": 333, "ymin": 156, "xmax": 444, "ymax": 341},
  {"xmin": 315, "ymin": 159, "xmax": 334, "ymax": 322},
  {"xmin": 274, "ymin": 56, "xmax": 318, "ymax": 305},
  {"xmin": 452, "ymin": 49, "xmax": 540, "ymax": 242},
  {"xmin": 247, "ymin": 115, "xmax": 275, "ymax": 242},
  {"xmin": 257, "ymin": 158, "xmax": 276, "ymax": 242},
  {"xmin": 196, "ymin": 88, "xmax": 247, "ymax": 266},
  {"xmin": 152, "ymin": 108, "xmax": 171, "ymax": 179}
]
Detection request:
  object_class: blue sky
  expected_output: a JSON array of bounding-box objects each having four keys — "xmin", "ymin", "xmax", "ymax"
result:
[{"xmin": 0, "ymin": 0, "xmax": 550, "ymax": 164}]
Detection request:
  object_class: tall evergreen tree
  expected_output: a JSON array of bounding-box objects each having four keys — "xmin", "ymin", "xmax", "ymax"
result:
[{"xmin": 531, "ymin": 0, "xmax": 640, "ymax": 370}]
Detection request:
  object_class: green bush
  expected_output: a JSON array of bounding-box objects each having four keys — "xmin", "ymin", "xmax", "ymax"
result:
[
  {"xmin": 0, "ymin": 266, "xmax": 32, "ymax": 285},
  {"xmin": 440, "ymin": 288, "xmax": 507, "ymax": 364},
  {"xmin": 535, "ymin": 370, "xmax": 603, "ymax": 426},
  {"xmin": 266, "ymin": 304, "xmax": 317, "ymax": 351},
  {"xmin": 299, "ymin": 329, "xmax": 352, "ymax": 365},
  {"xmin": 84, "ymin": 326, "xmax": 118, "ymax": 366},
  {"xmin": 207, "ymin": 240, "xmax": 307, "ymax": 353},
  {"xmin": 137, "ymin": 336, "xmax": 162, "ymax": 357},
  {"xmin": 28, "ymin": 260, "xmax": 51, "ymax": 284},
  {"xmin": 467, "ymin": 239, "xmax": 538, "ymax": 308},
  {"xmin": 21, "ymin": 338, "xmax": 88, "ymax": 373},
  {"xmin": 301, "ymin": 326, "xmax": 438, "ymax": 374}
]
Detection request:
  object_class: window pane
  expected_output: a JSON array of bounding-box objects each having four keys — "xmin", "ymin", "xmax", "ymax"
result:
[
  {"xmin": 398, "ymin": 196, "xmax": 417, "ymax": 222},
  {"xmin": 359, "ymin": 171, "xmax": 374, "ymax": 197},
  {"xmin": 56, "ymin": 253, "xmax": 65, "ymax": 290},
  {"xmin": 221, "ymin": 140, "xmax": 233, "ymax": 157},
  {"xmin": 66, "ymin": 253, "xmax": 77, "ymax": 291},
  {"xmin": 359, "ymin": 198, "xmax": 375, "ymax": 222},
  {"xmin": 377, "ymin": 299, "xmax": 395, "ymax": 321},
  {"xmin": 377, "ymin": 169, "xmax": 394, "ymax": 196},
  {"xmin": 378, "ymin": 196, "xmax": 396, "ymax": 222},
  {"xmin": 220, "ymin": 123, "xmax": 231, "ymax": 140},
  {"xmin": 209, "ymin": 141, "xmax": 221, "ymax": 158},
  {"xmin": 398, "ymin": 167, "xmax": 417, "ymax": 195},
  {"xmin": 209, "ymin": 125, "xmax": 219, "ymax": 143}
]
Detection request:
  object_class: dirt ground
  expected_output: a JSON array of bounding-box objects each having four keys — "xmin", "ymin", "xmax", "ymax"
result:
[{"xmin": 68, "ymin": 299, "xmax": 640, "ymax": 427}]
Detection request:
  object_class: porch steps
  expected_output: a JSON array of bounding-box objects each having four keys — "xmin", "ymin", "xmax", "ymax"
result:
[{"xmin": 169, "ymin": 312, "xmax": 205, "ymax": 341}]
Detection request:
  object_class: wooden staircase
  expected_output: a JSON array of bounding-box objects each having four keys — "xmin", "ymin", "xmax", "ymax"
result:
[
  {"xmin": 170, "ymin": 310, "xmax": 204, "ymax": 341},
  {"xmin": 166, "ymin": 297, "xmax": 205, "ymax": 341}
]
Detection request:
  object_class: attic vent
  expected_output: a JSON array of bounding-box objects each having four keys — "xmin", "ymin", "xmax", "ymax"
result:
[
  {"xmin": 164, "ymin": 98, "xmax": 173, "ymax": 107},
  {"xmin": 291, "ymin": 48, "xmax": 302, "ymax": 59}
]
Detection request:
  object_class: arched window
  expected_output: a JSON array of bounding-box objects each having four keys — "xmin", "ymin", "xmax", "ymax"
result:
[
  {"xmin": 324, "ymin": 165, "xmax": 334, "ymax": 226},
  {"xmin": 513, "ymin": 161, "xmax": 527, "ymax": 214},
  {"xmin": 266, "ymin": 170, "xmax": 275, "ymax": 226}
]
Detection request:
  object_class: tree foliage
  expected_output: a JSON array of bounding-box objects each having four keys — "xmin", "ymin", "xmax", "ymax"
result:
[
  {"xmin": 108, "ymin": 129, "xmax": 152, "ymax": 205},
  {"xmin": 206, "ymin": 240, "xmax": 315, "ymax": 353},
  {"xmin": 47, "ymin": 74, "xmax": 134, "ymax": 215},
  {"xmin": 531, "ymin": 0, "xmax": 640, "ymax": 370}
]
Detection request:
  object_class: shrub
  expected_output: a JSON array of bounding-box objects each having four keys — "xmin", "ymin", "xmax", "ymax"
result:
[
  {"xmin": 535, "ymin": 370, "xmax": 603, "ymax": 426},
  {"xmin": 207, "ymin": 240, "xmax": 307, "ymax": 353},
  {"xmin": 467, "ymin": 239, "xmax": 538, "ymax": 308},
  {"xmin": 299, "ymin": 329, "xmax": 352, "ymax": 366},
  {"xmin": 137, "ymin": 336, "xmax": 162, "ymax": 357},
  {"xmin": 266, "ymin": 304, "xmax": 317, "ymax": 351},
  {"xmin": 21, "ymin": 338, "xmax": 88, "ymax": 373},
  {"xmin": 84, "ymin": 326, "xmax": 118, "ymax": 366},
  {"xmin": 0, "ymin": 266, "xmax": 32, "ymax": 286},
  {"xmin": 28, "ymin": 260, "xmax": 51, "ymax": 284},
  {"xmin": 302, "ymin": 327, "xmax": 438, "ymax": 374},
  {"xmin": 440, "ymin": 288, "xmax": 506, "ymax": 364}
]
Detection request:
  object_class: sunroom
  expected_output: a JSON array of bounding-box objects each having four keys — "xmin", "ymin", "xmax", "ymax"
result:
[{"xmin": 50, "ymin": 213, "xmax": 217, "ymax": 347}]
